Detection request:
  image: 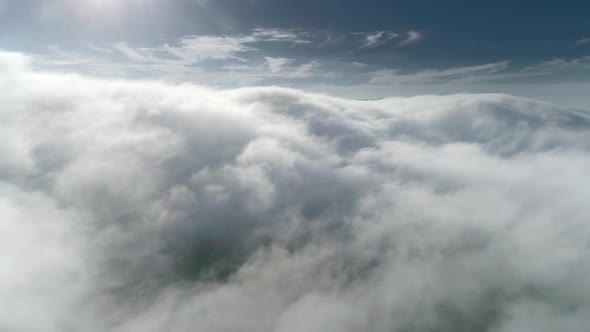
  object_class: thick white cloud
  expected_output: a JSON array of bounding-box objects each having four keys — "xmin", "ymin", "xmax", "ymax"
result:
[{"xmin": 2, "ymin": 52, "xmax": 590, "ymax": 332}]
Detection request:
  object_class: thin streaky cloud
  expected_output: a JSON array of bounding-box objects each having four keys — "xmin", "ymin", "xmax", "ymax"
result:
[
  {"xmin": 361, "ymin": 31, "xmax": 399, "ymax": 48},
  {"xmin": 398, "ymin": 30, "xmax": 424, "ymax": 47},
  {"xmin": 521, "ymin": 56, "xmax": 590, "ymax": 73},
  {"xmin": 370, "ymin": 60, "xmax": 511, "ymax": 84},
  {"xmin": 574, "ymin": 37, "xmax": 590, "ymax": 47}
]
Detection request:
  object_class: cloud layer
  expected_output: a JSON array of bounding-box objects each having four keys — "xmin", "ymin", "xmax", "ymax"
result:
[{"xmin": 2, "ymin": 52, "xmax": 590, "ymax": 332}]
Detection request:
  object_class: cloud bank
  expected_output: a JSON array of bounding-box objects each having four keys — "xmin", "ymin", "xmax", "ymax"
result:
[{"xmin": 2, "ymin": 52, "xmax": 590, "ymax": 332}]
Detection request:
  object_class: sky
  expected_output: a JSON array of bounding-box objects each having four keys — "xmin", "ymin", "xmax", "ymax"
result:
[{"xmin": 1, "ymin": 0, "xmax": 590, "ymax": 108}]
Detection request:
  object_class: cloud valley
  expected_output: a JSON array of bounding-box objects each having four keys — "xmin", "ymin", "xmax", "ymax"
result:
[{"xmin": 1, "ymin": 52, "xmax": 590, "ymax": 332}]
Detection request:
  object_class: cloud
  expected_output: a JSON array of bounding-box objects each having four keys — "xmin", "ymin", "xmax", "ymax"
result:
[
  {"xmin": 46, "ymin": 30, "xmax": 321, "ymax": 82},
  {"xmin": 163, "ymin": 35, "xmax": 256, "ymax": 63},
  {"xmin": 114, "ymin": 42, "xmax": 154, "ymax": 62},
  {"xmin": 521, "ymin": 56, "xmax": 590, "ymax": 73},
  {"xmin": 252, "ymin": 28, "xmax": 313, "ymax": 44},
  {"xmin": 361, "ymin": 31, "xmax": 399, "ymax": 48},
  {"xmin": 32, "ymin": 28, "xmax": 426, "ymax": 81},
  {"xmin": 398, "ymin": 30, "xmax": 423, "ymax": 47},
  {"xmin": 87, "ymin": 43, "xmax": 115, "ymax": 55},
  {"xmin": 370, "ymin": 60, "xmax": 511, "ymax": 84},
  {"xmin": 34, "ymin": 45, "xmax": 97, "ymax": 67},
  {"xmin": 108, "ymin": 31, "xmax": 308, "ymax": 70},
  {"xmin": 114, "ymin": 36, "xmax": 256, "ymax": 65},
  {"xmin": 265, "ymin": 57, "xmax": 293, "ymax": 73},
  {"xmin": 225, "ymin": 59, "xmax": 322, "ymax": 80},
  {"xmin": 2, "ymin": 52, "xmax": 590, "ymax": 332},
  {"xmin": 290, "ymin": 61, "xmax": 320, "ymax": 78},
  {"xmin": 573, "ymin": 37, "xmax": 590, "ymax": 47},
  {"xmin": 355, "ymin": 30, "xmax": 422, "ymax": 49}
]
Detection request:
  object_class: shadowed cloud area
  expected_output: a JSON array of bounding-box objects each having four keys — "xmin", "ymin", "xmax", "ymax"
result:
[{"xmin": 2, "ymin": 51, "xmax": 590, "ymax": 332}]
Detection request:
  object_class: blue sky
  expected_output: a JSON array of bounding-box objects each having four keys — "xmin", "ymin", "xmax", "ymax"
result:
[{"xmin": 1, "ymin": 0, "xmax": 590, "ymax": 108}]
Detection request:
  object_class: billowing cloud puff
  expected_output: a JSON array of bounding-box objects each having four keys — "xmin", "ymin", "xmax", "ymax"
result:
[{"xmin": 2, "ymin": 51, "xmax": 590, "ymax": 332}]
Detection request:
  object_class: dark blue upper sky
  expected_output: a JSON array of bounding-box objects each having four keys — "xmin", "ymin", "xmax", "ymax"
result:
[{"xmin": 1, "ymin": 0, "xmax": 589, "ymax": 108}]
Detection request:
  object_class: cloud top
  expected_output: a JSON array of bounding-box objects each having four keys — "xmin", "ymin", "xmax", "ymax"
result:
[{"xmin": 1, "ymin": 52, "xmax": 590, "ymax": 332}]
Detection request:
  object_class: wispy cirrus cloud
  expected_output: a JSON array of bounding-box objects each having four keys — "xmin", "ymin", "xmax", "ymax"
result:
[
  {"xmin": 573, "ymin": 37, "xmax": 590, "ymax": 47},
  {"xmin": 398, "ymin": 30, "xmax": 424, "ymax": 47},
  {"xmin": 289, "ymin": 61, "xmax": 320, "ymax": 78},
  {"xmin": 162, "ymin": 36, "xmax": 255, "ymax": 63},
  {"xmin": 114, "ymin": 42, "xmax": 156, "ymax": 62},
  {"xmin": 113, "ymin": 29, "xmax": 314, "ymax": 66},
  {"xmin": 361, "ymin": 31, "xmax": 399, "ymax": 48},
  {"xmin": 521, "ymin": 56, "xmax": 590, "ymax": 73},
  {"xmin": 29, "ymin": 27, "xmax": 590, "ymax": 109},
  {"xmin": 252, "ymin": 28, "xmax": 313, "ymax": 44},
  {"xmin": 370, "ymin": 60, "xmax": 511, "ymax": 84},
  {"xmin": 112, "ymin": 36, "xmax": 257, "ymax": 65},
  {"xmin": 265, "ymin": 57, "xmax": 293, "ymax": 73},
  {"xmin": 356, "ymin": 30, "xmax": 423, "ymax": 49},
  {"xmin": 33, "ymin": 28, "xmax": 425, "ymax": 85},
  {"xmin": 369, "ymin": 55, "xmax": 590, "ymax": 87},
  {"xmin": 225, "ymin": 59, "xmax": 322, "ymax": 80}
]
